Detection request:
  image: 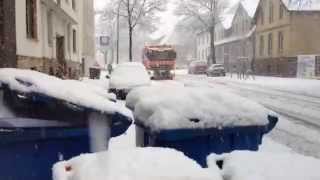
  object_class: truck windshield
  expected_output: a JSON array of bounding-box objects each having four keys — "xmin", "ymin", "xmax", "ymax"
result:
[{"xmin": 146, "ymin": 50, "xmax": 177, "ymax": 60}]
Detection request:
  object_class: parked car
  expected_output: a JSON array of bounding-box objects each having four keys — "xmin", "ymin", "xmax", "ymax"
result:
[
  {"xmin": 188, "ymin": 60, "xmax": 208, "ymax": 74},
  {"xmin": 206, "ymin": 64, "xmax": 226, "ymax": 77},
  {"xmin": 109, "ymin": 62, "xmax": 151, "ymax": 100}
]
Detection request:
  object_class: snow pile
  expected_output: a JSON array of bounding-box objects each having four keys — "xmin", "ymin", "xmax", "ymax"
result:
[
  {"xmin": 0, "ymin": 68, "xmax": 131, "ymax": 117},
  {"xmin": 126, "ymin": 85, "xmax": 273, "ymax": 131},
  {"xmin": 81, "ymin": 77, "xmax": 110, "ymax": 91},
  {"xmin": 208, "ymin": 151, "xmax": 320, "ymax": 180},
  {"xmin": 109, "ymin": 62, "xmax": 151, "ymax": 90},
  {"xmin": 53, "ymin": 148, "xmax": 221, "ymax": 180}
]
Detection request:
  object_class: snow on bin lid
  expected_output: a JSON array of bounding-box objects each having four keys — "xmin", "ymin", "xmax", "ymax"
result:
[
  {"xmin": 0, "ymin": 68, "xmax": 132, "ymax": 118},
  {"xmin": 208, "ymin": 151, "xmax": 320, "ymax": 180},
  {"xmin": 109, "ymin": 62, "xmax": 151, "ymax": 90},
  {"xmin": 126, "ymin": 85, "xmax": 273, "ymax": 131},
  {"xmin": 53, "ymin": 147, "xmax": 222, "ymax": 180}
]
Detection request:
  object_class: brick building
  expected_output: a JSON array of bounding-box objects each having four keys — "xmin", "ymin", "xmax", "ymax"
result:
[{"xmin": 0, "ymin": 0, "xmax": 95, "ymax": 79}]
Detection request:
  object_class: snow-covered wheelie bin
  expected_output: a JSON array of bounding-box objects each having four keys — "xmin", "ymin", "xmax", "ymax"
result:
[
  {"xmin": 126, "ymin": 85, "xmax": 278, "ymax": 168},
  {"xmin": 0, "ymin": 69, "xmax": 132, "ymax": 180}
]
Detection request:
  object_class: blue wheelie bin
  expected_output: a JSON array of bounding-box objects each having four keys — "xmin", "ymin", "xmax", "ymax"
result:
[
  {"xmin": 136, "ymin": 115, "xmax": 277, "ymax": 168},
  {"xmin": 0, "ymin": 83, "xmax": 132, "ymax": 180}
]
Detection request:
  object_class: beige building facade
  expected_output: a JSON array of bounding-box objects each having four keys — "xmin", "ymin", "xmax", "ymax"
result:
[
  {"xmin": 254, "ymin": 0, "xmax": 320, "ymax": 77},
  {"xmin": 0, "ymin": 0, "xmax": 95, "ymax": 79}
]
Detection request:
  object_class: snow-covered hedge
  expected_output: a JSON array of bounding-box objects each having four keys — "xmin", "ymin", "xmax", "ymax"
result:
[
  {"xmin": 53, "ymin": 148, "xmax": 221, "ymax": 180},
  {"xmin": 0, "ymin": 68, "xmax": 131, "ymax": 117},
  {"xmin": 126, "ymin": 85, "xmax": 274, "ymax": 131},
  {"xmin": 109, "ymin": 62, "xmax": 151, "ymax": 90}
]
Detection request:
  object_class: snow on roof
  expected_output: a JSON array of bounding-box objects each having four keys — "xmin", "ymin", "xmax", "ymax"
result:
[
  {"xmin": 282, "ymin": 0, "xmax": 320, "ymax": 11},
  {"xmin": 209, "ymin": 151, "xmax": 320, "ymax": 180},
  {"xmin": 109, "ymin": 62, "xmax": 151, "ymax": 90},
  {"xmin": 53, "ymin": 148, "xmax": 222, "ymax": 180},
  {"xmin": 215, "ymin": 26, "xmax": 256, "ymax": 46},
  {"xmin": 0, "ymin": 68, "xmax": 132, "ymax": 118},
  {"xmin": 126, "ymin": 85, "xmax": 272, "ymax": 131},
  {"xmin": 221, "ymin": 13, "xmax": 235, "ymax": 29},
  {"xmin": 241, "ymin": 0, "xmax": 260, "ymax": 17}
]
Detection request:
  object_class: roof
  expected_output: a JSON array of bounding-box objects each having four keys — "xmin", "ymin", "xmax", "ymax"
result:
[
  {"xmin": 221, "ymin": 0, "xmax": 259, "ymax": 29},
  {"xmin": 282, "ymin": 0, "xmax": 320, "ymax": 11}
]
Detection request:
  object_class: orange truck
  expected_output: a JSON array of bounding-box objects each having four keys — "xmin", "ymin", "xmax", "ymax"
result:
[{"xmin": 142, "ymin": 45, "xmax": 177, "ymax": 80}]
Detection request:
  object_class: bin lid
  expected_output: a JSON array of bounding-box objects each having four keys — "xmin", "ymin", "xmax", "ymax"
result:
[
  {"xmin": 127, "ymin": 85, "xmax": 276, "ymax": 132},
  {"xmin": 0, "ymin": 68, "xmax": 132, "ymax": 118}
]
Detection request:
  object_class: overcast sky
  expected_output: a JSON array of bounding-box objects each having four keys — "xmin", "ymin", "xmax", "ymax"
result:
[
  {"xmin": 94, "ymin": 0, "xmax": 240, "ymax": 40},
  {"xmin": 94, "ymin": 0, "xmax": 109, "ymax": 11}
]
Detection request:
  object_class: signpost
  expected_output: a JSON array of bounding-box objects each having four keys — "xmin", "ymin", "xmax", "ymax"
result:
[
  {"xmin": 297, "ymin": 55, "xmax": 316, "ymax": 78},
  {"xmin": 99, "ymin": 35, "xmax": 110, "ymax": 66}
]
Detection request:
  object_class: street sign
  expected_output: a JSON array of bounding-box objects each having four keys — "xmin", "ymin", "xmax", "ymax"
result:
[
  {"xmin": 100, "ymin": 36, "xmax": 110, "ymax": 46},
  {"xmin": 297, "ymin": 55, "xmax": 316, "ymax": 78}
]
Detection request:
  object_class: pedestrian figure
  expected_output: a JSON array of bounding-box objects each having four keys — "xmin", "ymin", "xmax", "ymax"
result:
[
  {"xmin": 246, "ymin": 69, "xmax": 255, "ymax": 80},
  {"xmin": 107, "ymin": 64, "xmax": 113, "ymax": 75},
  {"xmin": 231, "ymin": 65, "xmax": 236, "ymax": 78}
]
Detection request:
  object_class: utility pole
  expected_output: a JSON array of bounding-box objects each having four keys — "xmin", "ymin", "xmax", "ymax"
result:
[{"xmin": 116, "ymin": 3, "xmax": 120, "ymax": 64}]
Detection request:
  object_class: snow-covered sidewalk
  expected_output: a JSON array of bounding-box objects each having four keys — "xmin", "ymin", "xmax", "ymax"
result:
[{"xmin": 210, "ymin": 75, "xmax": 320, "ymax": 98}]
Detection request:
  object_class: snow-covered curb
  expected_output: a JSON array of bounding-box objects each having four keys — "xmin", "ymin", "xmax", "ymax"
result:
[
  {"xmin": 210, "ymin": 76, "xmax": 320, "ymax": 98},
  {"xmin": 208, "ymin": 150, "xmax": 320, "ymax": 180}
]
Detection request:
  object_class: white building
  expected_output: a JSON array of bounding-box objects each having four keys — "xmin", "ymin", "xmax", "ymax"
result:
[
  {"xmin": 5, "ymin": 0, "xmax": 95, "ymax": 78},
  {"xmin": 196, "ymin": 0, "xmax": 259, "ymax": 72}
]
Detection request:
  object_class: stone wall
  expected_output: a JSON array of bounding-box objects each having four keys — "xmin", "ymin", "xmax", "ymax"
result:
[
  {"xmin": 0, "ymin": 0, "xmax": 16, "ymax": 68},
  {"xmin": 254, "ymin": 57, "xmax": 297, "ymax": 77},
  {"xmin": 316, "ymin": 56, "xmax": 320, "ymax": 77},
  {"xmin": 17, "ymin": 55, "xmax": 82, "ymax": 79}
]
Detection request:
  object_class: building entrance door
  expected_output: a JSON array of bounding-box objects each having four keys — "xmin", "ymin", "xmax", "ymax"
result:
[
  {"xmin": 56, "ymin": 36, "xmax": 66, "ymax": 78},
  {"xmin": 56, "ymin": 36, "xmax": 65, "ymax": 63}
]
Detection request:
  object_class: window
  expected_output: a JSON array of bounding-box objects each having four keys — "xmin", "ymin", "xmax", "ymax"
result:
[
  {"xmin": 259, "ymin": 35, "xmax": 264, "ymax": 56},
  {"xmin": 278, "ymin": 31, "xmax": 284, "ymax": 53},
  {"xmin": 260, "ymin": 9, "xmax": 264, "ymax": 25},
  {"xmin": 73, "ymin": 29, "xmax": 77, "ymax": 53},
  {"xmin": 269, "ymin": 2, "xmax": 274, "ymax": 23},
  {"xmin": 279, "ymin": 4, "xmax": 284, "ymax": 19},
  {"xmin": 0, "ymin": 0, "xmax": 4, "ymax": 44},
  {"xmin": 268, "ymin": 33, "xmax": 273, "ymax": 56},
  {"xmin": 72, "ymin": 0, "xmax": 76, "ymax": 10},
  {"xmin": 26, "ymin": 0, "xmax": 37, "ymax": 39},
  {"xmin": 47, "ymin": 10, "xmax": 53, "ymax": 46}
]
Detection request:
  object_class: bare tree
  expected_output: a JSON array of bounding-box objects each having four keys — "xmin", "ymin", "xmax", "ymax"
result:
[
  {"xmin": 110, "ymin": 0, "xmax": 167, "ymax": 62},
  {"xmin": 176, "ymin": 0, "xmax": 228, "ymax": 65}
]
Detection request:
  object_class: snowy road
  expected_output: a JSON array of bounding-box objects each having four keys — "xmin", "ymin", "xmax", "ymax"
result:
[{"xmin": 175, "ymin": 74, "xmax": 320, "ymax": 158}]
